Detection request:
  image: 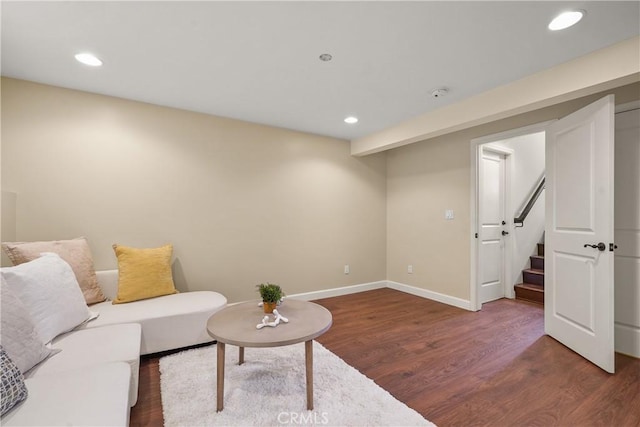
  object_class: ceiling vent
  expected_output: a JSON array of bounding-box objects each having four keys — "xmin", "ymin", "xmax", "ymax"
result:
[{"xmin": 431, "ymin": 88, "xmax": 448, "ymax": 99}]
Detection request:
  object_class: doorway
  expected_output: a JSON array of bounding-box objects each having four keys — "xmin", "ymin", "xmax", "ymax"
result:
[{"xmin": 470, "ymin": 121, "xmax": 551, "ymax": 311}]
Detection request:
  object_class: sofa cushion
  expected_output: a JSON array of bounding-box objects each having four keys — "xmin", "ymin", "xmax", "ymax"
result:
[
  {"xmin": 25, "ymin": 324, "xmax": 142, "ymax": 407},
  {"xmin": 112, "ymin": 244, "xmax": 177, "ymax": 304},
  {"xmin": 2, "ymin": 237, "xmax": 106, "ymax": 305},
  {"xmin": 1, "ymin": 362, "xmax": 131, "ymax": 426},
  {"xmin": 1, "ymin": 253, "xmax": 93, "ymax": 344},
  {"xmin": 85, "ymin": 289, "xmax": 227, "ymax": 354},
  {"xmin": 0, "ymin": 347, "xmax": 28, "ymax": 417},
  {"xmin": 0, "ymin": 283, "xmax": 57, "ymax": 373}
]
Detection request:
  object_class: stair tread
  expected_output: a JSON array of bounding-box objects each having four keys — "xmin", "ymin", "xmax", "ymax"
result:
[
  {"xmin": 530, "ymin": 255, "xmax": 544, "ymax": 260},
  {"xmin": 523, "ymin": 268, "xmax": 544, "ymax": 275},
  {"xmin": 515, "ymin": 283, "xmax": 544, "ymax": 292}
]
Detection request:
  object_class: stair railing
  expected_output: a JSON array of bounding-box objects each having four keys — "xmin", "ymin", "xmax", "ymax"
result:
[{"xmin": 514, "ymin": 174, "xmax": 545, "ymax": 227}]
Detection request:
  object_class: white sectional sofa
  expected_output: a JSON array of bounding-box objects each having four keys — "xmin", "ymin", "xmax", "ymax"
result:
[{"xmin": 2, "ymin": 267, "xmax": 227, "ymax": 426}]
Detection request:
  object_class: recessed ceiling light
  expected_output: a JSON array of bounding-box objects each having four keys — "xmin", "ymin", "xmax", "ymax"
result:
[
  {"xmin": 75, "ymin": 52, "xmax": 103, "ymax": 67},
  {"xmin": 319, "ymin": 53, "xmax": 333, "ymax": 62},
  {"xmin": 344, "ymin": 116, "xmax": 358, "ymax": 124},
  {"xmin": 548, "ymin": 10, "xmax": 585, "ymax": 31}
]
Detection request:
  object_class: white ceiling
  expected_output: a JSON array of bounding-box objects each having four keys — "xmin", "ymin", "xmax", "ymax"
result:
[{"xmin": 2, "ymin": 1, "xmax": 639, "ymax": 141}]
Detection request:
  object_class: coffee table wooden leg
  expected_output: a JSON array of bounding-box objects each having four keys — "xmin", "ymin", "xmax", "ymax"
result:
[
  {"xmin": 217, "ymin": 341, "xmax": 225, "ymax": 412},
  {"xmin": 239, "ymin": 346, "xmax": 244, "ymax": 365},
  {"xmin": 305, "ymin": 340, "xmax": 313, "ymax": 410}
]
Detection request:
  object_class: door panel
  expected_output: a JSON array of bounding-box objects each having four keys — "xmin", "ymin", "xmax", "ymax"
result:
[
  {"xmin": 545, "ymin": 95, "xmax": 615, "ymax": 373},
  {"xmin": 554, "ymin": 123, "xmax": 594, "ymax": 230},
  {"xmin": 482, "ymin": 155, "xmax": 502, "ymax": 223},
  {"xmin": 481, "ymin": 240, "xmax": 501, "ymax": 288},
  {"xmin": 554, "ymin": 251, "xmax": 594, "ymax": 332}
]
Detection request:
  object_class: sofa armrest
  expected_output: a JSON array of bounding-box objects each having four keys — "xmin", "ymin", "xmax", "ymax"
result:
[{"xmin": 95, "ymin": 270, "xmax": 119, "ymax": 301}]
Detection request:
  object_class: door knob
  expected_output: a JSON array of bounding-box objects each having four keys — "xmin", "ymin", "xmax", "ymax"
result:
[
  {"xmin": 502, "ymin": 230, "xmax": 509, "ymax": 236},
  {"xmin": 584, "ymin": 242, "xmax": 606, "ymax": 251}
]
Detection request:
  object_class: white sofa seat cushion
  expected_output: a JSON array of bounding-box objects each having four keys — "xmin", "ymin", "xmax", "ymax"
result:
[
  {"xmin": 84, "ymin": 291, "xmax": 226, "ymax": 354},
  {"xmin": 25, "ymin": 324, "xmax": 141, "ymax": 406},
  {"xmin": 2, "ymin": 362, "xmax": 131, "ymax": 427}
]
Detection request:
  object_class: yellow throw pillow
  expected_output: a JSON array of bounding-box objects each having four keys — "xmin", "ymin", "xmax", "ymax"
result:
[{"xmin": 112, "ymin": 244, "xmax": 177, "ymax": 304}]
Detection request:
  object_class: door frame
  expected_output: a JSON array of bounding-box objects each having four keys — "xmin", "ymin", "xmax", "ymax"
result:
[
  {"xmin": 469, "ymin": 121, "xmax": 554, "ymax": 311},
  {"xmin": 613, "ymin": 100, "xmax": 640, "ymax": 358}
]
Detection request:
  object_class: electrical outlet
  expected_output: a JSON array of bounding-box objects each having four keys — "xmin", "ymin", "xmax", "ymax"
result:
[
  {"xmin": 408, "ymin": 264, "xmax": 413, "ymax": 274},
  {"xmin": 344, "ymin": 264, "xmax": 350, "ymax": 275}
]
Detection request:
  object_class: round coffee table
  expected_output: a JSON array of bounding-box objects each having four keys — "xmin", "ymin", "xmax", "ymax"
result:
[{"xmin": 206, "ymin": 299, "xmax": 332, "ymax": 412}]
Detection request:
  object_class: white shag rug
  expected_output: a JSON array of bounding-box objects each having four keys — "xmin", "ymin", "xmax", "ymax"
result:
[{"xmin": 159, "ymin": 341, "xmax": 435, "ymax": 427}]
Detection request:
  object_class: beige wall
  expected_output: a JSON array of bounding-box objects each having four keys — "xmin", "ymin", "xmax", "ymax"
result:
[
  {"xmin": 1, "ymin": 191, "xmax": 17, "ymax": 267},
  {"xmin": 386, "ymin": 82, "xmax": 640, "ymax": 301},
  {"xmin": 386, "ymin": 132, "xmax": 470, "ymax": 298},
  {"xmin": 0, "ymin": 78, "xmax": 387, "ymax": 302},
  {"xmin": 2, "ymin": 77, "xmax": 638, "ymax": 306}
]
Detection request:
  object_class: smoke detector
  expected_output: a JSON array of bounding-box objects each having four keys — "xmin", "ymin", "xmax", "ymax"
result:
[{"xmin": 431, "ymin": 88, "xmax": 449, "ymax": 99}]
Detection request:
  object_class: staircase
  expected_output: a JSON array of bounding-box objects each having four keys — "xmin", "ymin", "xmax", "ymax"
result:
[{"xmin": 514, "ymin": 243, "xmax": 544, "ymax": 305}]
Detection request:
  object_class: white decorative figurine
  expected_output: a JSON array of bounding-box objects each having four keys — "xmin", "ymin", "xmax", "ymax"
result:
[{"xmin": 256, "ymin": 309, "xmax": 289, "ymax": 329}]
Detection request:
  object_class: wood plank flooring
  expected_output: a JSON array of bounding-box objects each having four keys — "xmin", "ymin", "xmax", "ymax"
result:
[{"xmin": 130, "ymin": 288, "xmax": 640, "ymax": 427}]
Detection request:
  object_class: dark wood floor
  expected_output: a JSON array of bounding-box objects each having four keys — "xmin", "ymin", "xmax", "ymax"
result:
[{"xmin": 130, "ymin": 288, "xmax": 640, "ymax": 427}]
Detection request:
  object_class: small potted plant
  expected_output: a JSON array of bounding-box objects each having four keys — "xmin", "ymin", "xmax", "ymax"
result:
[{"xmin": 256, "ymin": 283, "xmax": 284, "ymax": 314}]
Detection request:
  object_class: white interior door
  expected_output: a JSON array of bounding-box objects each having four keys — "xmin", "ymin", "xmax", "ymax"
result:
[
  {"xmin": 545, "ymin": 95, "xmax": 615, "ymax": 373},
  {"xmin": 479, "ymin": 149, "xmax": 507, "ymax": 304}
]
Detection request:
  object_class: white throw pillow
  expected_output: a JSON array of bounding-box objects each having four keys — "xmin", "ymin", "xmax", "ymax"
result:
[
  {"xmin": 0, "ymin": 282, "xmax": 57, "ymax": 373},
  {"xmin": 1, "ymin": 253, "xmax": 92, "ymax": 344}
]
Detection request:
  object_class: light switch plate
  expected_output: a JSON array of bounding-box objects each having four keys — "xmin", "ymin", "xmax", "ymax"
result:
[{"xmin": 445, "ymin": 209, "xmax": 454, "ymax": 220}]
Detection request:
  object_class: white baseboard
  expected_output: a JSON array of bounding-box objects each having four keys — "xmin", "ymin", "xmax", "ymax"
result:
[
  {"xmin": 288, "ymin": 280, "xmax": 473, "ymax": 311},
  {"xmin": 387, "ymin": 281, "xmax": 473, "ymax": 311},
  {"xmin": 615, "ymin": 322, "xmax": 640, "ymax": 359},
  {"xmin": 287, "ymin": 281, "xmax": 387, "ymax": 301}
]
